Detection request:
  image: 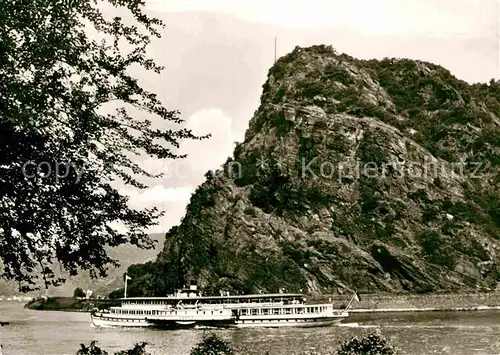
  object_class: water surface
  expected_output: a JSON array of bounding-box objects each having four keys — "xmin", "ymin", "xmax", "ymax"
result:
[{"xmin": 1, "ymin": 301, "xmax": 499, "ymax": 355}]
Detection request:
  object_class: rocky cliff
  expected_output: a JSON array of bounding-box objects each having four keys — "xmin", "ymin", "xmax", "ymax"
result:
[{"xmin": 128, "ymin": 45, "xmax": 500, "ymax": 296}]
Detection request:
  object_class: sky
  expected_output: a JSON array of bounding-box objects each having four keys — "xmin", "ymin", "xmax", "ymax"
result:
[
  {"xmin": 145, "ymin": 0, "xmax": 497, "ymax": 36},
  {"xmin": 107, "ymin": 0, "xmax": 500, "ymax": 234}
]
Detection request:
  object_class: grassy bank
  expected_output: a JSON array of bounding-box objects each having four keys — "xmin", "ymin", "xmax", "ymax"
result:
[{"xmin": 24, "ymin": 297, "xmax": 118, "ymax": 312}]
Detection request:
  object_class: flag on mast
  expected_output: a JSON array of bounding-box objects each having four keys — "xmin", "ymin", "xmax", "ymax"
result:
[
  {"xmin": 124, "ymin": 274, "xmax": 131, "ymax": 298},
  {"xmin": 344, "ymin": 291, "xmax": 361, "ymax": 311}
]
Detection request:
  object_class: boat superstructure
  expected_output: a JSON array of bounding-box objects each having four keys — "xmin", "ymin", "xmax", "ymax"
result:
[
  {"xmin": 230, "ymin": 302, "xmax": 347, "ymax": 328},
  {"xmin": 90, "ymin": 285, "xmax": 349, "ymax": 328}
]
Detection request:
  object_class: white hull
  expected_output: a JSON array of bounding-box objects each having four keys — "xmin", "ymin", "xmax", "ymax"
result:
[
  {"xmin": 233, "ymin": 318, "xmax": 344, "ymax": 328},
  {"xmin": 91, "ymin": 310, "xmax": 234, "ymax": 328},
  {"xmin": 91, "ymin": 314, "xmax": 154, "ymax": 328},
  {"xmin": 91, "ymin": 312, "xmax": 346, "ymax": 329},
  {"xmin": 232, "ymin": 312, "xmax": 347, "ymax": 328}
]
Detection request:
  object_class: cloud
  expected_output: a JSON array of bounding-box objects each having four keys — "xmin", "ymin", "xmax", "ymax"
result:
[
  {"xmin": 120, "ymin": 107, "xmax": 239, "ymax": 187},
  {"xmin": 156, "ymin": 107, "xmax": 240, "ymax": 188},
  {"xmin": 124, "ymin": 185, "xmax": 194, "ymax": 207},
  {"xmin": 113, "ymin": 108, "xmax": 239, "ymax": 233},
  {"xmin": 113, "ymin": 185, "xmax": 194, "ymax": 234}
]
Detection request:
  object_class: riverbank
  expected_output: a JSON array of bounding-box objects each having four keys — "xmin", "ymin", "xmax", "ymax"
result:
[
  {"xmin": 24, "ymin": 297, "xmax": 92, "ymax": 312},
  {"xmin": 314, "ymin": 291, "xmax": 500, "ymax": 313},
  {"xmin": 24, "ymin": 297, "xmax": 119, "ymax": 312},
  {"xmin": 22, "ymin": 292, "xmax": 500, "ymax": 314}
]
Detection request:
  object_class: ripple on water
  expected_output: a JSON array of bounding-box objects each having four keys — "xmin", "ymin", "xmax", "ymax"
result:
[{"xmin": 1, "ymin": 303, "xmax": 500, "ymax": 355}]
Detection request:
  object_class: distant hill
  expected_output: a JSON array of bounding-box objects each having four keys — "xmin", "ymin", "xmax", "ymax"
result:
[{"xmin": 0, "ymin": 233, "xmax": 165, "ymax": 297}]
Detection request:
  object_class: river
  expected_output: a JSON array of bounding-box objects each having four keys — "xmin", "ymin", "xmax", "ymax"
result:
[{"xmin": 1, "ymin": 301, "xmax": 499, "ymax": 355}]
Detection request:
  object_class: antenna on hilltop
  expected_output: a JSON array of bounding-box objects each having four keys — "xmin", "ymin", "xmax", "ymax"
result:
[{"xmin": 274, "ymin": 36, "xmax": 277, "ymax": 64}]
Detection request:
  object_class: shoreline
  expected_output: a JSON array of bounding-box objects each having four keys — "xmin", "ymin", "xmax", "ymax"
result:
[
  {"xmin": 349, "ymin": 305, "xmax": 500, "ymax": 313},
  {"xmin": 17, "ymin": 291, "xmax": 500, "ymax": 314},
  {"xmin": 312, "ymin": 291, "xmax": 500, "ymax": 313},
  {"xmin": 26, "ymin": 307, "xmax": 500, "ymax": 314},
  {"xmin": 23, "ymin": 297, "xmax": 119, "ymax": 312}
]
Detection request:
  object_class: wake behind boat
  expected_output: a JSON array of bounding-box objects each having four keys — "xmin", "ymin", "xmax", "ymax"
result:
[{"xmin": 90, "ymin": 285, "xmax": 351, "ymax": 329}]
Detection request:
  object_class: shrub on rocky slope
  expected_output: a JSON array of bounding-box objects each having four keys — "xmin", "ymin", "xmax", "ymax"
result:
[{"xmin": 127, "ymin": 45, "xmax": 499, "ymax": 296}]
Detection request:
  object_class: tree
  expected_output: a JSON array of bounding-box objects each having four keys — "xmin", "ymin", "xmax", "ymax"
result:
[
  {"xmin": 334, "ymin": 333, "xmax": 398, "ymax": 355},
  {"xmin": 114, "ymin": 342, "xmax": 150, "ymax": 355},
  {"xmin": 189, "ymin": 333, "xmax": 235, "ymax": 355},
  {"xmin": 77, "ymin": 341, "xmax": 150, "ymax": 355},
  {"xmin": 77, "ymin": 341, "xmax": 108, "ymax": 355},
  {"xmin": 0, "ymin": 0, "xmax": 208, "ymax": 291},
  {"xmin": 73, "ymin": 287, "xmax": 86, "ymax": 298},
  {"xmin": 108, "ymin": 288, "xmax": 124, "ymax": 300}
]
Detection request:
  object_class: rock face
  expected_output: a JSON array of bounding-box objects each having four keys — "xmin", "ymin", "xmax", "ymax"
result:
[{"xmin": 131, "ymin": 45, "xmax": 499, "ymax": 296}]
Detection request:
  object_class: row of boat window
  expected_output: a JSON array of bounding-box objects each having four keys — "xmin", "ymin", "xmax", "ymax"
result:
[
  {"xmin": 111, "ymin": 307, "xmax": 328, "ymax": 316},
  {"xmin": 122, "ymin": 298, "xmax": 299, "ymax": 305},
  {"xmin": 111, "ymin": 309, "xmax": 225, "ymax": 315},
  {"xmin": 239, "ymin": 307, "xmax": 327, "ymax": 315}
]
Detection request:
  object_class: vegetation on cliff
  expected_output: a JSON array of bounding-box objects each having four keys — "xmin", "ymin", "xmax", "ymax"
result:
[{"xmin": 125, "ymin": 45, "xmax": 499, "ymax": 296}]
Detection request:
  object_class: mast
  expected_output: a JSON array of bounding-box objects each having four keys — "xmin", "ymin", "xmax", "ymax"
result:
[
  {"xmin": 274, "ymin": 36, "xmax": 277, "ymax": 64},
  {"xmin": 124, "ymin": 274, "xmax": 131, "ymax": 298}
]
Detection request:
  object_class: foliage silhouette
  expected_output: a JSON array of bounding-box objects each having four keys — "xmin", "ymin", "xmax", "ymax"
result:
[
  {"xmin": 76, "ymin": 332, "xmax": 400, "ymax": 355},
  {"xmin": 77, "ymin": 341, "xmax": 150, "ymax": 355},
  {"xmin": 334, "ymin": 333, "xmax": 398, "ymax": 355},
  {"xmin": 73, "ymin": 287, "xmax": 86, "ymax": 298},
  {"xmin": 0, "ymin": 0, "xmax": 208, "ymax": 291},
  {"xmin": 189, "ymin": 333, "xmax": 235, "ymax": 355}
]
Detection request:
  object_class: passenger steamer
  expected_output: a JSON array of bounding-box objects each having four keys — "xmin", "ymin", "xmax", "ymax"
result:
[{"xmin": 91, "ymin": 285, "xmax": 350, "ymax": 328}]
